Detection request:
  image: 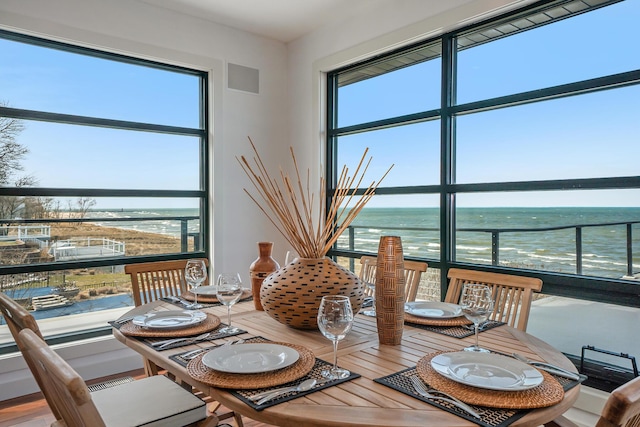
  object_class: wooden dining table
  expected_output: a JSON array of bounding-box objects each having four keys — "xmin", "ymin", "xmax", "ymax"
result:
[{"xmin": 112, "ymin": 298, "xmax": 581, "ymax": 427}]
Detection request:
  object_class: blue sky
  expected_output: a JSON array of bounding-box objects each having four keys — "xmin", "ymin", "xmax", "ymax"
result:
[{"xmin": 1, "ymin": 0, "xmax": 638, "ymax": 209}]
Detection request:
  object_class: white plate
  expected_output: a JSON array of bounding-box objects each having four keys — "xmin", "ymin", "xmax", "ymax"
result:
[
  {"xmin": 430, "ymin": 351, "xmax": 544, "ymax": 391},
  {"xmin": 202, "ymin": 343, "xmax": 300, "ymax": 374},
  {"xmin": 132, "ymin": 310, "xmax": 207, "ymax": 330},
  {"xmin": 404, "ymin": 301, "xmax": 462, "ymax": 319},
  {"xmin": 192, "ymin": 285, "xmax": 218, "ymax": 295}
]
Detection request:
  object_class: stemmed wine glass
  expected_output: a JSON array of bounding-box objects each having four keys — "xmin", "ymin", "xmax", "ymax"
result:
[
  {"xmin": 216, "ymin": 273, "xmax": 244, "ymax": 333},
  {"xmin": 184, "ymin": 259, "xmax": 207, "ymax": 310},
  {"xmin": 317, "ymin": 295, "xmax": 354, "ymax": 380},
  {"xmin": 460, "ymin": 283, "xmax": 494, "ymax": 352}
]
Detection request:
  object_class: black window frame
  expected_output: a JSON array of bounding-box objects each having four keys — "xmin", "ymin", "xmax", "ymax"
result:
[
  {"xmin": 326, "ymin": 0, "xmax": 640, "ymax": 309},
  {"xmin": 0, "ymin": 29, "xmax": 210, "ymax": 347}
]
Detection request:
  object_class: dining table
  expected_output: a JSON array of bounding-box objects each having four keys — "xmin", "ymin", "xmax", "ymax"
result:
[{"xmin": 111, "ymin": 296, "xmax": 582, "ymax": 427}]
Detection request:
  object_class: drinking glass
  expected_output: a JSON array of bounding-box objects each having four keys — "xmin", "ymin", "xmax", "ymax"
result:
[
  {"xmin": 216, "ymin": 273, "xmax": 244, "ymax": 333},
  {"xmin": 184, "ymin": 259, "xmax": 207, "ymax": 309},
  {"xmin": 317, "ymin": 295, "xmax": 354, "ymax": 380},
  {"xmin": 460, "ymin": 283, "xmax": 494, "ymax": 352}
]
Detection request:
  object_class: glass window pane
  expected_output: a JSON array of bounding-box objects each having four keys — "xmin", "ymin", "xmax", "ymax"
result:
[
  {"xmin": 0, "ymin": 197, "xmax": 202, "ymax": 266},
  {"xmin": 336, "ymin": 194, "xmax": 440, "ymax": 260},
  {"xmin": 336, "ymin": 121, "xmax": 440, "ymax": 187},
  {"xmin": 2, "ymin": 119, "xmax": 200, "ymax": 189},
  {"xmin": 337, "ymin": 45, "xmax": 441, "ymax": 127},
  {"xmin": 457, "ymin": 1, "xmax": 639, "ymax": 104},
  {"xmin": 455, "ymin": 190, "xmax": 640, "ymax": 280},
  {"xmin": 0, "ymin": 37, "xmax": 201, "ymax": 128},
  {"xmin": 456, "ymin": 85, "xmax": 640, "ymax": 183}
]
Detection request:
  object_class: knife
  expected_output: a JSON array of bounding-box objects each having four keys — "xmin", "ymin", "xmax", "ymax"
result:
[{"xmin": 512, "ymin": 353, "xmax": 581, "ymax": 381}]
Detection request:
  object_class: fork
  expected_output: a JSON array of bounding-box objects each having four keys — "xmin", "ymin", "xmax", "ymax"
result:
[
  {"xmin": 409, "ymin": 376, "xmax": 481, "ymax": 419},
  {"xmin": 152, "ymin": 332, "xmax": 212, "ymax": 348},
  {"xmin": 114, "ymin": 315, "xmax": 135, "ymax": 324}
]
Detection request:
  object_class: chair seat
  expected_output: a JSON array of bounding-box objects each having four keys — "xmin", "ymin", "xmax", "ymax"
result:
[{"xmin": 92, "ymin": 375, "xmax": 206, "ymax": 427}]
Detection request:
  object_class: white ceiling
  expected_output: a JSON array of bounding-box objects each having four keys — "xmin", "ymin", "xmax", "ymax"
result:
[{"xmin": 137, "ymin": 0, "xmax": 394, "ymax": 43}]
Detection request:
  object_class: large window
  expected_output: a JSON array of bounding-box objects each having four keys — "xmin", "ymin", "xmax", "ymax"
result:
[
  {"xmin": 0, "ymin": 30, "xmax": 208, "ymax": 346},
  {"xmin": 328, "ymin": 0, "xmax": 640, "ymax": 307}
]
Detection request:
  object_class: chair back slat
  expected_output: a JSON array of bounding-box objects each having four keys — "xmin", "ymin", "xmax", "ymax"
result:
[
  {"xmin": 0, "ymin": 293, "xmax": 63, "ymax": 422},
  {"xmin": 125, "ymin": 259, "xmax": 209, "ymax": 306},
  {"xmin": 445, "ymin": 268, "xmax": 542, "ymax": 331},
  {"xmin": 19, "ymin": 328, "xmax": 107, "ymax": 426},
  {"xmin": 358, "ymin": 256, "xmax": 428, "ymax": 302}
]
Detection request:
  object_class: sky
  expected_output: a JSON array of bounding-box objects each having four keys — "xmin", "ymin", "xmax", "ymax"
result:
[{"xmin": 0, "ymin": 0, "xmax": 638, "ymax": 210}]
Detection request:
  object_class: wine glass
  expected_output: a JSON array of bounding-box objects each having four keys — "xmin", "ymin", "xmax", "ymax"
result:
[
  {"xmin": 216, "ymin": 273, "xmax": 244, "ymax": 333},
  {"xmin": 460, "ymin": 283, "xmax": 494, "ymax": 352},
  {"xmin": 184, "ymin": 259, "xmax": 207, "ymax": 310},
  {"xmin": 317, "ymin": 295, "xmax": 354, "ymax": 380}
]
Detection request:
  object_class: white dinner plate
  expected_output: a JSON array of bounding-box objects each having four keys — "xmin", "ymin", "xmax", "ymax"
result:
[
  {"xmin": 192, "ymin": 285, "xmax": 217, "ymax": 295},
  {"xmin": 430, "ymin": 351, "xmax": 544, "ymax": 391},
  {"xmin": 404, "ymin": 301, "xmax": 462, "ymax": 319},
  {"xmin": 132, "ymin": 310, "xmax": 207, "ymax": 330},
  {"xmin": 202, "ymin": 343, "xmax": 300, "ymax": 374}
]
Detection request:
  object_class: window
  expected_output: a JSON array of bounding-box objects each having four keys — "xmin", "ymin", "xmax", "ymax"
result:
[
  {"xmin": 328, "ymin": 0, "xmax": 640, "ymax": 306},
  {"xmin": 0, "ymin": 30, "xmax": 208, "ymax": 347}
]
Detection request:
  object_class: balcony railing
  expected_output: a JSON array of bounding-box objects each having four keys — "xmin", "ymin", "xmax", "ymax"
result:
[{"xmin": 342, "ymin": 220, "xmax": 639, "ymax": 278}]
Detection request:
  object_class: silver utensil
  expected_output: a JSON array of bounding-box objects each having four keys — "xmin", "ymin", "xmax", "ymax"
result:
[
  {"xmin": 166, "ymin": 296, "xmax": 192, "ymax": 308},
  {"xmin": 512, "ymin": 353, "xmax": 581, "ymax": 380},
  {"xmin": 254, "ymin": 378, "xmax": 318, "ymax": 405},
  {"xmin": 114, "ymin": 315, "xmax": 136, "ymax": 324},
  {"xmin": 152, "ymin": 332, "xmax": 212, "ymax": 349},
  {"xmin": 410, "ymin": 376, "xmax": 481, "ymax": 419}
]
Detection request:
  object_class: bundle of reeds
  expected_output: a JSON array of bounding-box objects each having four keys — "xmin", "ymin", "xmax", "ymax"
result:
[{"xmin": 237, "ymin": 137, "xmax": 393, "ymax": 259}]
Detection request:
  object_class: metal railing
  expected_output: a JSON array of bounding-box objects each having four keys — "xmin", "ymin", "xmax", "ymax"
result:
[{"xmin": 343, "ymin": 220, "xmax": 639, "ymax": 277}]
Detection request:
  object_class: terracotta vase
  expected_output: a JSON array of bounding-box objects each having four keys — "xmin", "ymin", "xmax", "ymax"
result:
[
  {"xmin": 249, "ymin": 242, "xmax": 280, "ymax": 310},
  {"xmin": 375, "ymin": 236, "xmax": 405, "ymax": 345},
  {"xmin": 260, "ymin": 257, "xmax": 365, "ymax": 329}
]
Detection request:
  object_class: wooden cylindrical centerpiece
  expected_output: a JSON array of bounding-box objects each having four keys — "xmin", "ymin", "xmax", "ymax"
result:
[{"xmin": 375, "ymin": 236, "xmax": 405, "ymax": 345}]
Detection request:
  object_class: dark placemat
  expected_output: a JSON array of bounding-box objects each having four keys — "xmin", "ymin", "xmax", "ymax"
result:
[
  {"xmin": 233, "ymin": 358, "xmax": 360, "ymax": 411},
  {"xmin": 405, "ymin": 320, "xmax": 505, "ymax": 339},
  {"xmin": 140, "ymin": 324, "xmax": 247, "ymax": 351},
  {"xmin": 172, "ymin": 336, "xmax": 360, "ymax": 411},
  {"xmin": 374, "ymin": 365, "xmax": 585, "ymax": 427}
]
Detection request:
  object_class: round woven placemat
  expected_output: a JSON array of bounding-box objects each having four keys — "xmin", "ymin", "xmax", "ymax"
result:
[
  {"xmin": 404, "ymin": 313, "xmax": 472, "ymax": 326},
  {"xmin": 181, "ymin": 289, "xmax": 252, "ymax": 303},
  {"xmin": 416, "ymin": 352, "xmax": 564, "ymax": 409},
  {"xmin": 186, "ymin": 342, "xmax": 315, "ymax": 389},
  {"xmin": 119, "ymin": 313, "xmax": 221, "ymax": 338}
]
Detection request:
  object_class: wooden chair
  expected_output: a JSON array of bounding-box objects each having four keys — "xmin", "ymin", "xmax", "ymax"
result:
[
  {"xmin": 0, "ymin": 292, "xmax": 63, "ymax": 423},
  {"xmin": 125, "ymin": 259, "xmax": 209, "ymax": 306},
  {"xmin": 124, "ymin": 260, "xmax": 244, "ymax": 427},
  {"xmin": 444, "ymin": 268, "xmax": 543, "ymax": 332},
  {"xmin": 18, "ymin": 328, "xmax": 218, "ymax": 427},
  {"xmin": 545, "ymin": 375, "xmax": 640, "ymax": 427},
  {"xmin": 359, "ymin": 255, "xmax": 428, "ymax": 302}
]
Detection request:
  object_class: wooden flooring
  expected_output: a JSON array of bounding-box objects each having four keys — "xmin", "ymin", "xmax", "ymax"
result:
[{"xmin": 0, "ymin": 369, "xmax": 273, "ymax": 427}]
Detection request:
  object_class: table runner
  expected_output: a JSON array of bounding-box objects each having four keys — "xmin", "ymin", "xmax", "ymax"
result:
[
  {"xmin": 374, "ymin": 363, "xmax": 584, "ymax": 427},
  {"xmin": 171, "ymin": 336, "xmax": 360, "ymax": 411}
]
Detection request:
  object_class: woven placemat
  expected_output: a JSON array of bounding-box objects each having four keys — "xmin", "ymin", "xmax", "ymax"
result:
[
  {"xmin": 181, "ymin": 289, "xmax": 252, "ymax": 303},
  {"xmin": 118, "ymin": 313, "xmax": 221, "ymax": 338},
  {"xmin": 416, "ymin": 351, "xmax": 564, "ymax": 409},
  {"xmin": 186, "ymin": 341, "xmax": 315, "ymax": 389},
  {"xmin": 374, "ymin": 367, "xmax": 524, "ymax": 427},
  {"xmin": 404, "ymin": 313, "xmax": 472, "ymax": 326},
  {"xmin": 406, "ymin": 320, "xmax": 505, "ymax": 339}
]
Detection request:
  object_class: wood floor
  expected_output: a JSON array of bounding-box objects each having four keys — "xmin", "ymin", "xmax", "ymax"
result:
[{"xmin": 0, "ymin": 369, "xmax": 274, "ymax": 427}]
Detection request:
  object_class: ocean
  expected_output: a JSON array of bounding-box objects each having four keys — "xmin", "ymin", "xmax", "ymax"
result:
[{"xmin": 89, "ymin": 206, "xmax": 639, "ymax": 280}]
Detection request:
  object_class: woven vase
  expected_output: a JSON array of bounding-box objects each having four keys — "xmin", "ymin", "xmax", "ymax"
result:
[
  {"xmin": 375, "ymin": 236, "xmax": 405, "ymax": 345},
  {"xmin": 249, "ymin": 242, "xmax": 280, "ymax": 311},
  {"xmin": 260, "ymin": 257, "xmax": 365, "ymax": 330}
]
